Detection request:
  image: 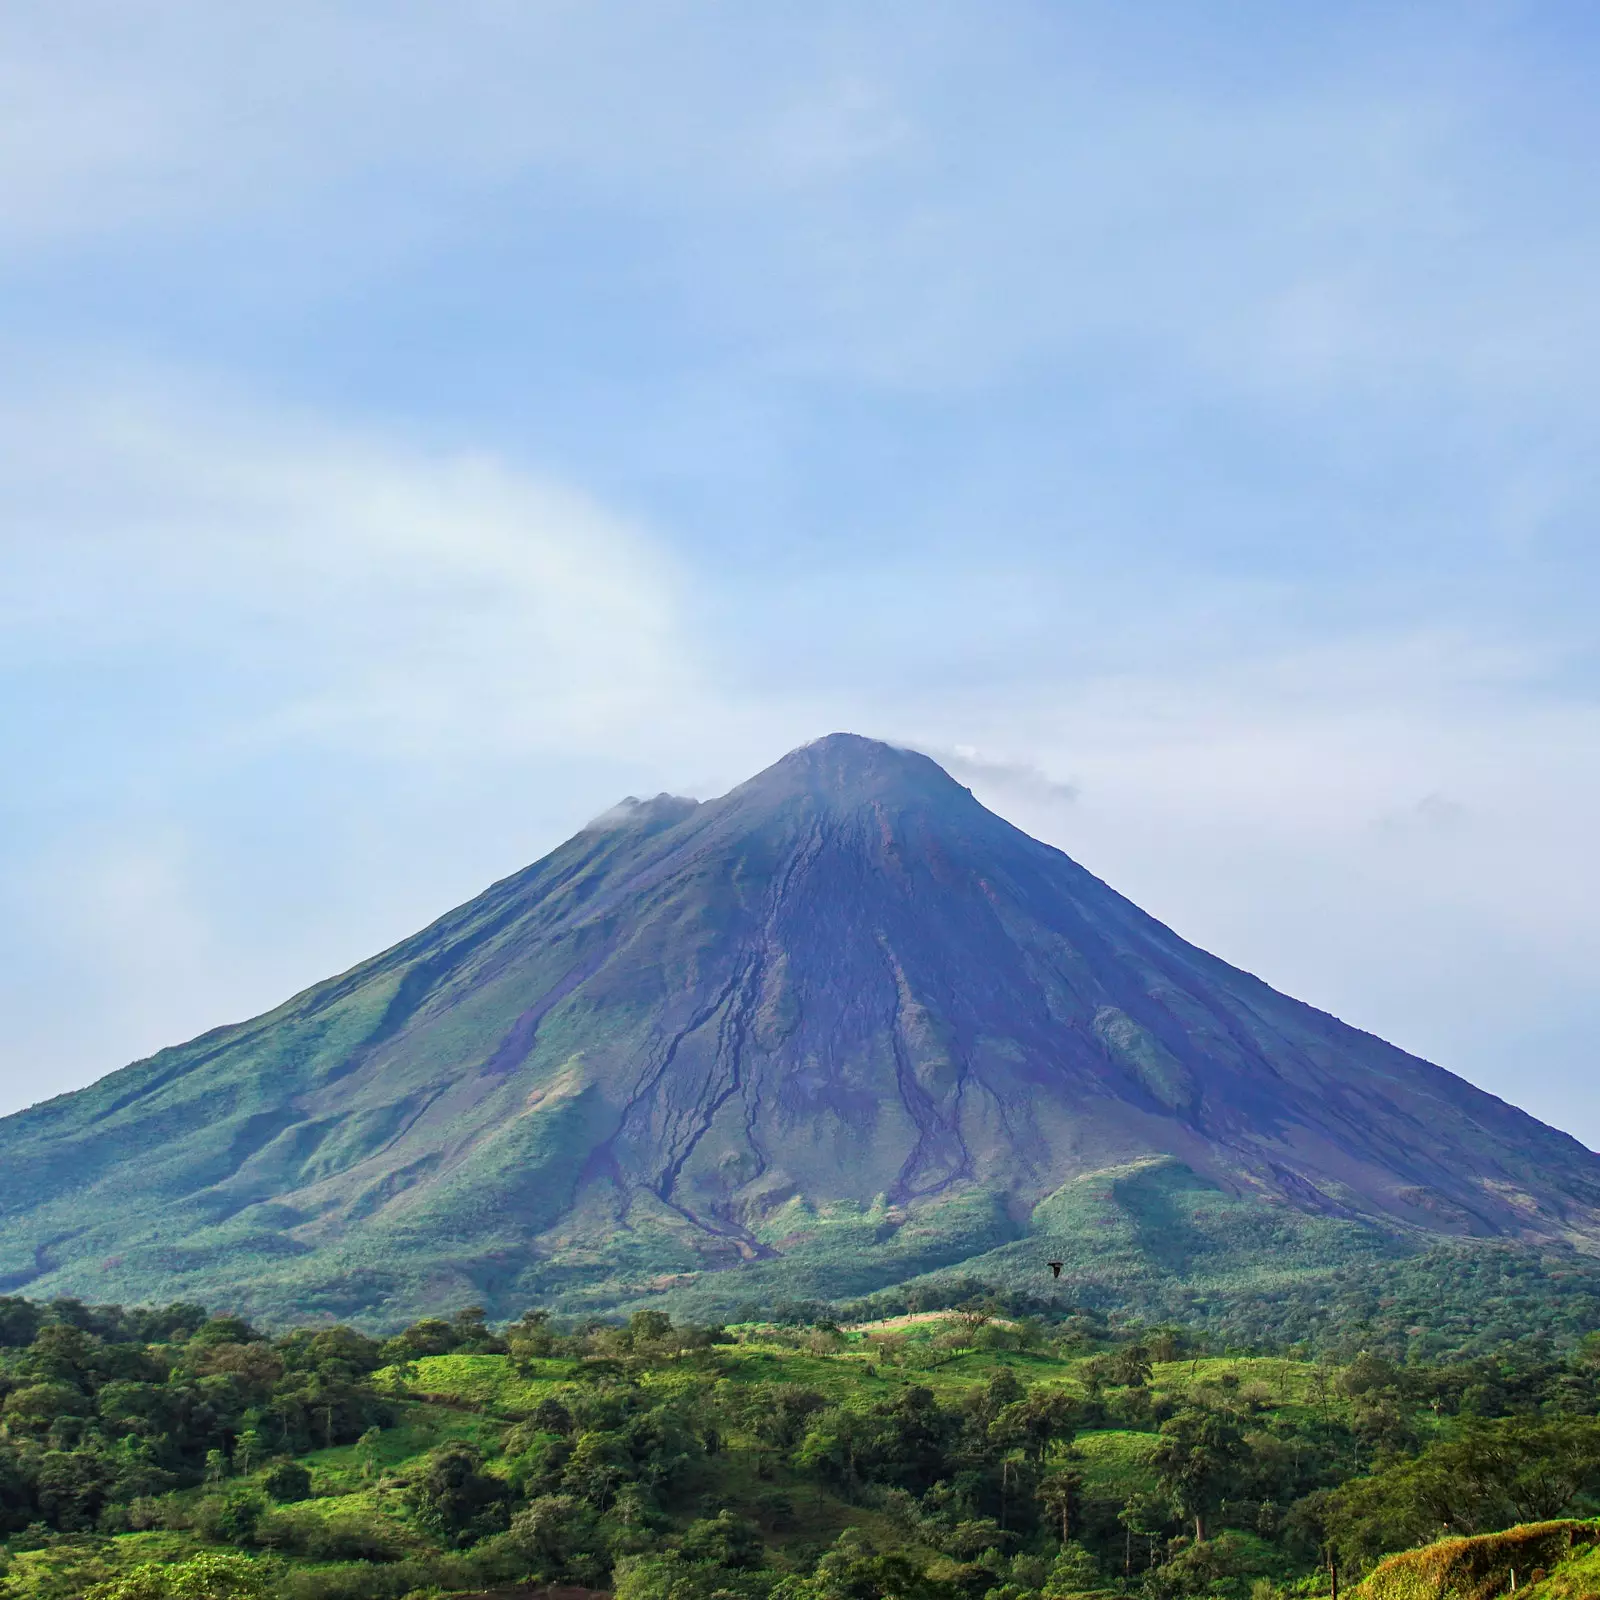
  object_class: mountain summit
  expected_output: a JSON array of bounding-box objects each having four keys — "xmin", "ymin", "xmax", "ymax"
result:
[{"xmin": 3, "ymin": 734, "xmax": 1598, "ymax": 1324}]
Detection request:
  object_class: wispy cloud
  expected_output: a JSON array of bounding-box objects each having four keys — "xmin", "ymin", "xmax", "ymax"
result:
[
  {"xmin": 0, "ymin": 380, "xmax": 696, "ymax": 760},
  {"xmin": 930, "ymin": 746, "xmax": 1081, "ymax": 809}
]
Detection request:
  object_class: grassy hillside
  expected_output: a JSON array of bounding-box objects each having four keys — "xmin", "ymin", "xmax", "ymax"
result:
[
  {"xmin": 1356, "ymin": 1522, "xmax": 1600, "ymax": 1600},
  {"xmin": 581, "ymin": 1161, "xmax": 1600, "ymax": 1362},
  {"xmin": 5, "ymin": 1293, "xmax": 1600, "ymax": 1599}
]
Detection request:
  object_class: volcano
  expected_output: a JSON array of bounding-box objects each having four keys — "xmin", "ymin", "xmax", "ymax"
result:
[{"xmin": 2, "ymin": 734, "xmax": 1598, "ymax": 1325}]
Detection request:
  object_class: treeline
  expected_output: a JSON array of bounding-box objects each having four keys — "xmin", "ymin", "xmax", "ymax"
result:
[
  {"xmin": 0, "ymin": 1294, "xmax": 392, "ymax": 1538},
  {"xmin": 836, "ymin": 1246, "xmax": 1600, "ymax": 1363},
  {"xmin": 5, "ymin": 1294, "xmax": 1600, "ymax": 1600}
]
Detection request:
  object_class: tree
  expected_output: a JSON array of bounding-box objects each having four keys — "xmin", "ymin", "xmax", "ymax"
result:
[
  {"xmin": 1118, "ymin": 1492, "xmax": 1170, "ymax": 1577},
  {"xmin": 34, "ymin": 1448, "xmax": 117, "ymax": 1532},
  {"xmin": 194, "ymin": 1488, "xmax": 265, "ymax": 1545},
  {"xmin": 681, "ymin": 1508, "xmax": 765, "ymax": 1568},
  {"xmin": 403, "ymin": 1440, "xmax": 510, "ymax": 1545},
  {"xmin": 260, "ymin": 1459, "xmax": 311, "ymax": 1503},
  {"xmin": 630, "ymin": 1310, "xmax": 675, "ymax": 1346},
  {"xmin": 968, "ymin": 1368, "xmax": 1026, "ymax": 1429},
  {"xmin": 1316, "ymin": 1416, "xmax": 1600, "ymax": 1569},
  {"xmin": 2, "ymin": 1382, "xmax": 90, "ymax": 1436},
  {"xmin": 992, "ymin": 1389, "xmax": 1080, "ymax": 1462},
  {"xmin": 1110, "ymin": 1344, "xmax": 1154, "ymax": 1389},
  {"xmin": 953, "ymin": 1297, "xmax": 1000, "ymax": 1344},
  {"xmin": 1037, "ymin": 1466, "xmax": 1085, "ymax": 1543},
  {"xmin": 450, "ymin": 1306, "xmax": 507, "ymax": 1354},
  {"xmin": 0, "ymin": 1297, "xmax": 45, "ymax": 1349},
  {"xmin": 940, "ymin": 1518, "xmax": 1008, "ymax": 1559},
  {"xmin": 508, "ymin": 1308, "xmax": 555, "ymax": 1364},
  {"xmin": 617, "ymin": 1551, "xmax": 765, "ymax": 1600},
  {"xmin": 232, "ymin": 1430, "xmax": 265, "ymax": 1475},
  {"xmin": 381, "ymin": 1317, "xmax": 458, "ymax": 1361},
  {"xmin": 780, "ymin": 1528, "xmax": 945, "ymax": 1600},
  {"xmin": 1152, "ymin": 1406, "xmax": 1247, "ymax": 1541},
  {"xmin": 876, "ymin": 1384, "xmax": 962, "ymax": 1493},
  {"xmin": 508, "ymin": 1493, "xmax": 607, "ymax": 1584},
  {"xmin": 749, "ymin": 1384, "xmax": 828, "ymax": 1451},
  {"xmin": 0, "ymin": 1441, "xmax": 34, "ymax": 1535},
  {"xmin": 528, "ymin": 1395, "xmax": 574, "ymax": 1437},
  {"xmin": 1148, "ymin": 1330, "xmax": 1185, "ymax": 1364},
  {"xmin": 1041, "ymin": 1541, "xmax": 1100, "ymax": 1598},
  {"xmin": 560, "ymin": 1430, "xmax": 633, "ymax": 1510}
]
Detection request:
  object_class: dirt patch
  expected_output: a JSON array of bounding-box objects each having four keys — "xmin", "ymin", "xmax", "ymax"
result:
[{"xmin": 845, "ymin": 1311, "xmax": 1017, "ymax": 1333}]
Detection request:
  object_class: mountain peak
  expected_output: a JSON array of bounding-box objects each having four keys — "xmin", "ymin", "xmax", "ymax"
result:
[
  {"xmin": 584, "ymin": 792, "xmax": 700, "ymax": 833},
  {"xmin": 737, "ymin": 732, "xmax": 968, "ymax": 809},
  {"xmin": 4, "ymin": 733, "xmax": 1599, "ymax": 1327}
]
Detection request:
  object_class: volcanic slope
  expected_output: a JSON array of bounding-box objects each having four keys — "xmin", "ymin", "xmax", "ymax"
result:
[{"xmin": 3, "ymin": 734, "xmax": 1599, "ymax": 1326}]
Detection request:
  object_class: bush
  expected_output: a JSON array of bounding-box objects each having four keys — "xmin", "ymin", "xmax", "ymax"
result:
[
  {"xmin": 280, "ymin": 1563, "xmax": 438, "ymax": 1600},
  {"xmin": 616, "ymin": 1551, "xmax": 776, "ymax": 1600},
  {"xmin": 193, "ymin": 1488, "xmax": 266, "ymax": 1545},
  {"xmin": 261, "ymin": 1459, "xmax": 313, "ymax": 1503},
  {"xmin": 277, "ymin": 1546, "xmax": 527, "ymax": 1600},
  {"xmin": 83, "ymin": 1552, "xmax": 280, "ymax": 1600},
  {"xmin": 681, "ymin": 1509, "xmax": 765, "ymax": 1569},
  {"xmin": 398, "ymin": 1440, "xmax": 510, "ymax": 1546},
  {"xmin": 256, "ymin": 1506, "xmax": 410, "ymax": 1561},
  {"xmin": 504, "ymin": 1492, "xmax": 607, "ymax": 1581}
]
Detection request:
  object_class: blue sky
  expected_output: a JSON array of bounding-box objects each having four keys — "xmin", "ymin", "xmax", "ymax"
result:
[{"xmin": 3, "ymin": 1, "xmax": 1599, "ymax": 1141}]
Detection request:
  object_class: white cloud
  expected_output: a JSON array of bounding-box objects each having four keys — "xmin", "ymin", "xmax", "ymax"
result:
[
  {"xmin": 0, "ymin": 376, "xmax": 723, "ymax": 1109},
  {"xmin": 0, "ymin": 380, "xmax": 696, "ymax": 761},
  {"xmin": 932, "ymin": 745, "xmax": 1081, "ymax": 809}
]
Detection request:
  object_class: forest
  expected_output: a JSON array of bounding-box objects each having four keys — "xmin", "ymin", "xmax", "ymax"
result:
[{"xmin": 2, "ymin": 1286, "xmax": 1600, "ymax": 1600}]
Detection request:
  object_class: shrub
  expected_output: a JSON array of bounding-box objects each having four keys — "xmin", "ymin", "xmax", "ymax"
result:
[
  {"xmin": 261, "ymin": 1459, "xmax": 313, "ymax": 1503},
  {"xmin": 193, "ymin": 1488, "xmax": 266, "ymax": 1545},
  {"xmin": 399, "ymin": 1440, "xmax": 510, "ymax": 1546},
  {"xmin": 1040, "ymin": 1542, "xmax": 1101, "ymax": 1599},
  {"xmin": 83, "ymin": 1551, "xmax": 279, "ymax": 1600},
  {"xmin": 616, "ymin": 1550, "xmax": 776, "ymax": 1600},
  {"xmin": 505, "ymin": 1492, "xmax": 608, "ymax": 1583},
  {"xmin": 1358, "ymin": 1522, "xmax": 1600, "ymax": 1600},
  {"xmin": 256, "ymin": 1505, "xmax": 409, "ymax": 1561},
  {"xmin": 680, "ymin": 1509, "xmax": 765, "ymax": 1569}
]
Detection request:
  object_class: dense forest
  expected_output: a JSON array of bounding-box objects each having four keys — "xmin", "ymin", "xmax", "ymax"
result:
[{"xmin": 2, "ymin": 1289, "xmax": 1600, "ymax": 1600}]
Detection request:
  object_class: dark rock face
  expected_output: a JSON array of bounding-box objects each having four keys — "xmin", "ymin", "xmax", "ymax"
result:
[{"xmin": 2, "ymin": 733, "xmax": 1598, "ymax": 1321}]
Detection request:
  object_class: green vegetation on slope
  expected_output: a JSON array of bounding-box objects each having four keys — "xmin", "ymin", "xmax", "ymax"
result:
[
  {"xmin": 599, "ymin": 1162, "xmax": 1600, "ymax": 1362},
  {"xmin": 8, "ymin": 738, "xmax": 1600, "ymax": 1337},
  {"xmin": 1355, "ymin": 1522, "xmax": 1600, "ymax": 1600},
  {"xmin": 4, "ymin": 1291, "xmax": 1600, "ymax": 1599}
]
